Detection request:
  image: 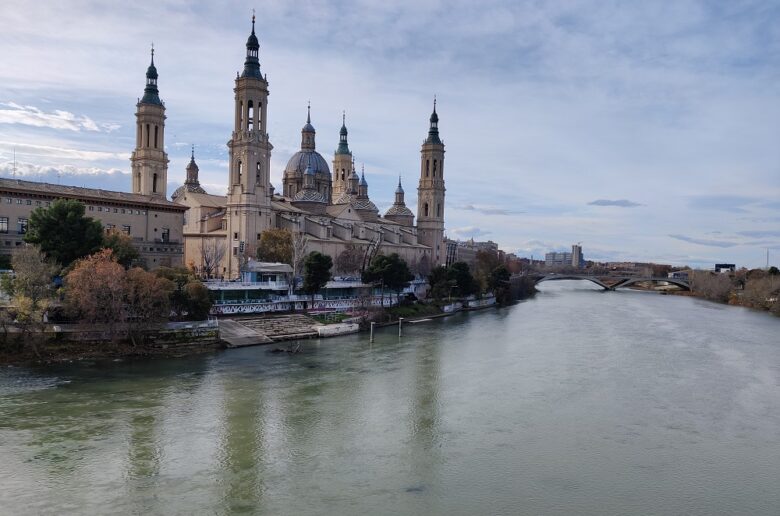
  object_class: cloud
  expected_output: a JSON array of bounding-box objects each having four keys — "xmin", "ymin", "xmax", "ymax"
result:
[
  {"xmin": 0, "ymin": 102, "xmax": 117, "ymax": 132},
  {"xmin": 588, "ymin": 199, "xmax": 642, "ymax": 207},
  {"xmin": 668, "ymin": 234, "xmax": 739, "ymax": 248},
  {"xmin": 448, "ymin": 226, "xmax": 491, "ymax": 240},
  {"xmin": 0, "ymin": 141, "xmax": 128, "ymax": 161},
  {"xmin": 687, "ymin": 195, "xmax": 758, "ymax": 213},
  {"xmin": 737, "ymin": 230, "xmax": 780, "ymax": 238},
  {"xmin": 460, "ymin": 204, "xmax": 523, "ymax": 216}
]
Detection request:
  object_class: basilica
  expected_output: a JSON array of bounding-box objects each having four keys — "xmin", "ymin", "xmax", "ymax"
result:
[{"xmin": 130, "ymin": 17, "xmax": 446, "ymax": 279}]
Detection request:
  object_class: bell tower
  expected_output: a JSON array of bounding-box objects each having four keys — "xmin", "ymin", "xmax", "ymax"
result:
[
  {"xmin": 417, "ymin": 99, "xmax": 446, "ymax": 266},
  {"xmin": 331, "ymin": 111, "xmax": 352, "ymax": 202},
  {"xmin": 130, "ymin": 46, "xmax": 168, "ymax": 198},
  {"xmin": 225, "ymin": 15, "xmax": 274, "ymax": 278}
]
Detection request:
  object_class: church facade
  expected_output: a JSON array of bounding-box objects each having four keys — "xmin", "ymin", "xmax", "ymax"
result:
[{"xmin": 159, "ymin": 18, "xmax": 446, "ymax": 279}]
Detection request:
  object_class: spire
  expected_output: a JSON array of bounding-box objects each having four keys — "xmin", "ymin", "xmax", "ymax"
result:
[
  {"xmin": 425, "ymin": 96, "xmax": 441, "ymax": 145},
  {"xmin": 336, "ymin": 110, "xmax": 351, "ymax": 155},
  {"xmin": 301, "ymin": 103, "xmax": 316, "ymax": 149},
  {"xmin": 396, "ymin": 175, "xmax": 404, "ymax": 194},
  {"xmin": 241, "ymin": 12, "xmax": 262, "ymax": 79},
  {"xmin": 185, "ymin": 146, "xmax": 200, "ymax": 184},
  {"xmin": 140, "ymin": 45, "xmax": 162, "ymax": 105}
]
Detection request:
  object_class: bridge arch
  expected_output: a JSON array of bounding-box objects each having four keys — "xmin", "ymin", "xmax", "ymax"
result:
[{"xmin": 534, "ymin": 275, "xmax": 610, "ymax": 290}]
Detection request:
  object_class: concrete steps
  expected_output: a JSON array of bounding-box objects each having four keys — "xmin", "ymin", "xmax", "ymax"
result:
[
  {"xmin": 229, "ymin": 314, "xmax": 322, "ymax": 342},
  {"xmin": 219, "ymin": 319, "xmax": 273, "ymax": 348}
]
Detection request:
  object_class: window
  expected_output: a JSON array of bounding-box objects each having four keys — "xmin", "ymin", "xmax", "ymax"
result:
[
  {"xmin": 154, "ymin": 125, "xmax": 159, "ymax": 148},
  {"xmin": 17, "ymin": 218, "xmax": 27, "ymax": 234},
  {"xmin": 88, "ymin": 206, "xmax": 94, "ymax": 211},
  {"xmin": 98, "ymin": 206, "xmax": 103, "ymax": 212},
  {"xmin": 122, "ymin": 225, "xmax": 131, "ymax": 235},
  {"xmin": 146, "ymin": 123, "xmax": 150, "ymax": 147},
  {"xmin": 426, "ymin": 160, "xmax": 430, "ymax": 177},
  {"xmin": 161, "ymin": 227, "xmax": 170, "ymax": 242},
  {"xmin": 105, "ymin": 224, "xmax": 115, "ymax": 234},
  {"xmin": 233, "ymin": 232, "xmax": 238, "ymax": 240},
  {"xmin": 152, "ymin": 173, "xmax": 158, "ymax": 193},
  {"xmin": 0, "ymin": 217, "xmax": 7, "ymax": 233},
  {"xmin": 45, "ymin": 202, "xmax": 50, "ymax": 207},
  {"xmin": 437, "ymin": 203, "xmax": 441, "ymax": 217},
  {"xmin": 136, "ymin": 210, "xmax": 141, "ymax": 215},
  {"xmin": 26, "ymin": 200, "xmax": 31, "ymax": 205},
  {"xmin": 4, "ymin": 198, "xmax": 10, "ymax": 204},
  {"xmin": 233, "ymin": 247, "xmax": 238, "ymax": 256},
  {"xmin": 433, "ymin": 159, "xmax": 437, "ymax": 176},
  {"xmin": 424, "ymin": 203, "xmax": 429, "ymax": 217},
  {"xmin": 114, "ymin": 208, "xmax": 118, "ymax": 213},
  {"xmin": 16, "ymin": 199, "xmax": 22, "ymax": 204},
  {"xmin": 36, "ymin": 201, "xmax": 41, "ymax": 206}
]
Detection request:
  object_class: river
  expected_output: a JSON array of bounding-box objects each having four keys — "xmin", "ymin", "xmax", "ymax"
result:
[{"xmin": 1, "ymin": 281, "xmax": 779, "ymax": 515}]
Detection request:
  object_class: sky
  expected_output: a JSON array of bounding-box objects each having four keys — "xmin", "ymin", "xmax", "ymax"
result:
[{"xmin": 0, "ymin": 0, "xmax": 778, "ymax": 268}]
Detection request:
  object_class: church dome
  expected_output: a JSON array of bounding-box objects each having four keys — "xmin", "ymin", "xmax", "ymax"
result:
[
  {"xmin": 293, "ymin": 189, "xmax": 327, "ymax": 203},
  {"xmin": 284, "ymin": 151, "xmax": 330, "ymax": 178},
  {"xmin": 171, "ymin": 182, "xmax": 206, "ymax": 200},
  {"xmin": 385, "ymin": 203, "xmax": 413, "ymax": 217}
]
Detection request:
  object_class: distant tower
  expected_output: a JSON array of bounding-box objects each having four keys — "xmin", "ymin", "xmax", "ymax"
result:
[
  {"xmin": 331, "ymin": 111, "xmax": 352, "ymax": 202},
  {"xmin": 171, "ymin": 146, "xmax": 207, "ymax": 200},
  {"xmin": 130, "ymin": 46, "xmax": 169, "ymax": 197},
  {"xmin": 384, "ymin": 176, "xmax": 414, "ymax": 227},
  {"xmin": 225, "ymin": 15, "xmax": 274, "ymax": 278},
  {"xmin": 417, "ymin": 99, "xmax": 446, "ymax": 265}
]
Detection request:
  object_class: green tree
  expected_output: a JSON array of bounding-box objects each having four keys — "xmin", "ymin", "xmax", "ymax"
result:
[
  {"xmin": 24, "ymin": 199, "xmax": 104, "ymax": 266},
  {"xmin": 474, "ymin": 249, "xmax": 500, "ymax": 294},
  {"xmin": 427, "ymin": 265, "xmax": 453, "ymax": 301},
  {"xmin": 363, "ymin": 253, "xmax": 413, "ymax": 303},
  {"xmin": 769, "ymin": 266, "xmax": 779, "ymax": 276},
  {"xmin": 104, "ymin": 230, "xmax": 140, "ymax": 269},
  {"xmin": 488, "ymin": 265, "xmax": 512, "ymax": 305},
  {"xmin": 256, "ymin": 228, "xmax": 293, "ymax": 264},
  {"xmin": 302, "ymin": 251, "xmax": 332, "ymax": 305},
  {"xmin": 154, "ymin": 266, "xmax": 212, "ymax": 320},
  {"xmin": 448, "ymin": 261, "xmax": 477, "ymax": 298}
]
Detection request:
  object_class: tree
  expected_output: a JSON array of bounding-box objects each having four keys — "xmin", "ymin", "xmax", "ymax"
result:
[
  {"xmin": 103, "ymin": 230, "xmax": 140, "ymax": 269},
  {"xmin": 362, "ymin": 253, "xmax": 413, "ymax": 304},
  {"xmin": 448, "ymin": 261, "xmax": 477, "ymax": 298},
  {"xmin": 200, "ymin": 237, "xmax": 226, "ymax": 279},
  {"xmin": 335, "ymin": 244, "xmax": 364, "ymax": 276},
  {"xmin": 474, "ymin": 249, "xmax": 500, "ymax": 294},
  {"xmin": 290, "ymin": 231, "xmax": 309, "ymax": 293},
  {"xmin": 154, "ymin": 267, "xmax": 212, "ymax": 320},
  {"xmin": 488, "ymin": 264, "xmax": 512, "ymax": 305},
  {"xmin": 769, "ymin": 266, "xmax": 779, "ymax": 276},
  {"xmin": 65, "ymin": 249, "xmax": 128, "ymax": 339},
  {"xmin": 302, "ymin": 251, "xmax": 332, "ymax": 305},
  {"xmin": 428, "ymin": 265, "xmax": 453, "ymax": 301},
  {"xmin": 689, "ymin": 270, "xmax": 733, "ymax": 303},
  {"xmin": 24, "ymin": 199, "xmax": 104, "ymax": 266},
  {"xmin": 0, "ymin": 245, "xmax": 58, "ymax": 355},
  {"xmin": 256, "ymin": 228, "xmax": 293, "ymax": 264},
  {"xmin": 126, "ymin": 267, "xmax": 174, "ymax": 343}
]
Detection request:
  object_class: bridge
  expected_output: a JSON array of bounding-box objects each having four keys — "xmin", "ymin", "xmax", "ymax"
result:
[{"xmin": 527, "ymin": 274, "xmax": 690, "ymax": 291}]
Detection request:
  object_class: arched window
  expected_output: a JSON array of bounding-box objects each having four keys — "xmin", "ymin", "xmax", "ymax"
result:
[
  {"xmin": 433, "ymin": 159, "xmax": 437, "ymax": 176},
  {"xmin": 424, "ymin": 202, "xmax": 429, "ymax": 217},
  {"xmin": 237, "ymin": 161, "xmax": 242, "ymax": 184},
  {"xmin": 436, "ymin": 203, "xmax": 441, "ymax": 217},
  {"xmin": 154, "ymin": 126, "xmax": 159, "ymax": 149},
  {"xmin": 341, "ymin": 169, "xmax": 345, "ymax": 181},
  {"xmin": 145, "ymin": 124, "xmax": 150, "ymax": 147},
  {"xmin": 256, "ymin": 162, "xmax": 261, "ymax": 182},
  {"xmin": 152, "ymin": 173, "xmax": 158, "ymax": 193},
  {"xmin": 247, "ymin": 100, "xmax": 254, "ymax": 131},
  {"xmin": 238, "ymin": 101, "xmax": 243, "ymax": 129},
  {"xmin": 425, "ymin": 160, "xmax": 429, "ymax": 177}
]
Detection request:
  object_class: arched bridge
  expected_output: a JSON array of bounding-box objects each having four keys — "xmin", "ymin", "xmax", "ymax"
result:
[{"xmin": 528, "ymin": 274, "xmax": 690, "ymax": 291}]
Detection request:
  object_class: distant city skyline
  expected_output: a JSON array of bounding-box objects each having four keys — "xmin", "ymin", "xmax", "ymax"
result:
[{"xmin": 0, "ymin": 1, "xmax": 778, "ymax": 268}]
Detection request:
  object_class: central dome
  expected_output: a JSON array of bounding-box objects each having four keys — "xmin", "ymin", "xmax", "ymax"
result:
[{"xmin": 284, "ymin": 150, "xmax": 330, "ymax": 178}]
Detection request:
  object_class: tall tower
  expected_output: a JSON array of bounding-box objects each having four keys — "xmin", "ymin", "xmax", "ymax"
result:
[
  {"xmin": 331, "ymin": 111, "xmax": 352, "ymax": 202},
  {"xmin": 130, "ymin": 47, "xmax": 168, "ymax": 197},
  {"xmin": 417, "ymin": 99, "xmax": 446, "ymax": 266},
  {"xmin": 225, "ymin": 15, "xmax": 274, "ymax": 278}
]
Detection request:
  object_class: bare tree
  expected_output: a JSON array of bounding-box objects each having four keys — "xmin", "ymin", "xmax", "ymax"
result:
[
  {"xmin": 335, "ymin": 244, "xmax": 364, "ymax": 276},
  {"xmin": 200, "ymin": 238, "xmax": 226, "ymax": 279},
  {"xmin": 290, "ymin": 231, "xmax": 309, "ymax": 294}
]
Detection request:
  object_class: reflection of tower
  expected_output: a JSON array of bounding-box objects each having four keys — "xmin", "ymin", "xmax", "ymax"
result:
[
  {"xmin": 130, "ymin": 47, "xmax": 169, "ymax": 198},
  {"xmin": 225, "ymin": 16, "xmax": 274, "ymax": 278},
  {"xmin": 331, "ymin": 112, "xmax": 352, "ymax": 202},
  {"xmin": 417, "ymin": 99, "xmax": 446, "ymax": 266}
]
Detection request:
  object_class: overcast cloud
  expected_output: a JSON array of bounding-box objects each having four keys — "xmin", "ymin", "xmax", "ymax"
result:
[{"xmin": 0, "ymin": 0, "xmax": 778, "ymax": 268}]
